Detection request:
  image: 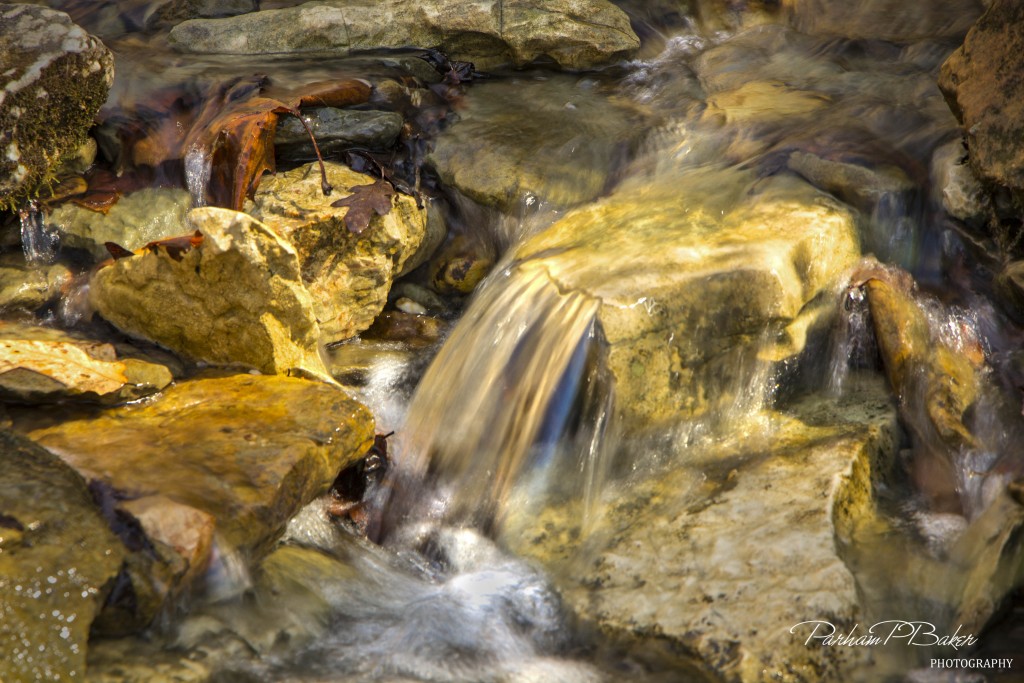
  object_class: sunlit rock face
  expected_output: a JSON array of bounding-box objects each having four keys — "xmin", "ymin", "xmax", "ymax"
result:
[
  {"xmin": 89, "ymin": 207, "xmax": 328, "ymax": 377},
  {"xmin": 0, "ymin": 4, "xmax": 113, "ymax": 208},
  {"xmin": 513, "ymin": 168, "xmax": 861, "ymax": 427},
  {"xmin": 25, "ymin": 374, "xmax": 374, "ymax": 558},
  {"xmin": 247, "ymin": 161, "xmax": 428, "ymax": 344},
  {"xmin": 168, "ymin": 0, "xmax": 639, "ymax": 70}
]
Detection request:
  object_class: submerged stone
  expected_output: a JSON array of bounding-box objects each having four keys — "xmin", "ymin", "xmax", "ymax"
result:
[
  {"xmin": 428, "ymin": 75, "xmax": 643, "ymax": 212},
  {"xmin": 503, "ymin": 379, "xmax": 900, "ymax": 682},
  {"xmin": 0, "ymin": 431, "xmax": 125, "ymax": 682},
  {"xmin": 0, "ymin": 4, "xmax": 114, "ymax": 209},
  {"xmin": 246, "ymin": 162, "xmax": 428, "ymax": 344},
  {"xmin": 783, "ymin": 0, "xmax": 981, "ymax": 43},
  {"xmin": 25, "ymin": 373, "xmax": 374, "ymax": 557},
  {"xmin": 89, "ymin": 207, "xmax": 328, "ymax": 377},
  {"xmin": 0, "ymin": 256, "xmax": 71, "ymax": 312},
  {"xmin": 167, "ymin": 0, "xmax": 639, "ymax": 70}
]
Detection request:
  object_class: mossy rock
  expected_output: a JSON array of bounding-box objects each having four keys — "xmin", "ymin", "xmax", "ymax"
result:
[{"xmin": 0, "ymin": 4, "xmax": 114, "ymax": 211}]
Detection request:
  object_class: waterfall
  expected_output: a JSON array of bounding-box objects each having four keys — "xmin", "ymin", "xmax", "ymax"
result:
[{"xmin": 388, "ymin": 259, "xmax": 614, "ymax": 533}]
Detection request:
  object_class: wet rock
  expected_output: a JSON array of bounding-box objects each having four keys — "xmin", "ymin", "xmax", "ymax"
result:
[
  {"xmin": 931, "ymin": 139, "xmax": 992, "ymax": 229},
  {"xmin": 0, "ymin": 256, "xmax": 71, "ymax": 312},
  {"xmin": 783, "ymin": 0, "xmax": 981, "ymax": 43},
  {"xmin": 787, "ymin": 150, "xmax": 915, "ymax": 215},
  {"xmin": 246, "ymin": 161, "xmax": 427, "ymax": 344},
  {"xmin": 428, "ymin": 75, "xmax": 642, "ymax": 211},
  {"xmin": 854, "ymin": 262, "xmax": 982, "ymax": 456},
  {"xmin": 120, "ymin": 495, "xmax": 216, "ymax": 587},
  {"xmin": 939, "ymin": 0, "xmax": 1024, "ymax": 196},
  {"xmin": 46, "ymin": 188, "xmax": 193, "ymax": 261},
  {"xmin": 504, "ymin": 379, "xmax": 899, "ymax": 682},
  {"xmin": 994, "ymin": 261, "xmax": 1024, "ymax": 327},
  {"xmin": 703, "ymin": 80, "xmax": 830, "ymax": 126},
  {"xmin": 168, "ymin": 0, "xmax": 639, "ymax": 70},
  {"xmin": 25, "ymin": 373, "xmax": 374, "ymax": 557},
  {"xmin": 0, "ymin": 320, "xmax": 172, "ymax": 404},
  {"xmin": 275, "ymin": 108, "xmax": 404, "ymax": 161},
  {"xmin": 89, "ymin": 207, "xmax": 328, "ymax": 377},
  {"xmin": 514, "ymin": 169, "xmax": 861, "ymax": 427},
  {"xmin": 363, "ymin": 310, "xmax": 445, "ymax": 348},
  {"xmin": 429, "ymin": 236, "xmax": 494, "ymax": 295},
  {"xmin": 0, "ymin": 5, "xmax": 114, "ymax": 209},
  {"xmin": 0, "ymin": 431, "xmax": 125, "ymax": 682}
]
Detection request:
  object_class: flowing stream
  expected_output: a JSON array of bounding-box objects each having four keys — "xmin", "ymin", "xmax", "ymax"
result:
[{"xmin": 13, "ymin": 1, "xmax": 1024, "ymax": 681}]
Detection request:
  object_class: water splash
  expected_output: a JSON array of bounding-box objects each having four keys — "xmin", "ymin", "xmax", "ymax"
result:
[
  {"xmin": 19, "ymin": 202, "xmax": 58, "ymax": 264},
  {"xmin": 184, "ymin": 143, "xmax": 212, "ymax": 207}
]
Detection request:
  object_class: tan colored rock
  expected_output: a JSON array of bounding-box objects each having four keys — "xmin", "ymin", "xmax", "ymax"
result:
[
  {"xmin": 168, "ymin": 0, "xmax": 639, "ymax": 70},
  {"xmin": 0, "ymin": 258, "xmax": 71, "ymax": 312},
  {"xmin": 428, "ymin": 75, "xmax": 643, "ymax": 211},
  {"xmin": 505, "ymin": 380, "xmax": 899, "ymax": 682},
  {"xmin": 121, "ymin": 495, "xmax": 216, "ymax": 586},
  {"xmin": 0, "ymin": 432, "xmax": 126, "ymax": 682},
  {"xmin": 939, "ymin": 0, "xmax": 1024, "ymax": 193},
  {"xmin": 0, "ymin": 4, "xmax": 114, "ymax": 209},
  {"xmin": 90, "ymin": 207, "xmax": 328, "ymax": 377},
  {"xmin": 514, "ymin": 169, "xmax": 861, "ymax": 427},
  {"xmin": 0, "ymin": 320, "xmax": 172, "ymax": 404},
  {"xmin": 26, "ymin": 373, "xmax": 374, "ymax": 556},
  {"xmin": 46, "ymin": 188, "xmax": 193, "ymax": 261},
  {"xmin": 247, "ymin": 162, "xmax": 427, "ymax": 343}
]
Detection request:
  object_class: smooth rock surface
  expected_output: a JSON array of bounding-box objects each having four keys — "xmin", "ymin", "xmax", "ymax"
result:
[
  {"xmin": 0, "ymin": 431, "xmax": 125, "ymax": 682},
  {"xmin": 783, "ymin": 0, "xmax": 981, "ymax": 43},
  {"xmin": 246, "ymin": 162, "xmax": 427, "ymax": 343},
  {"xmin": 939, "ymin": 0, "xmax": 1024, "ymax": 194},
  {"xmin": 428, "ymin": 74, "xmax": 643, "ymax": 212},
  {"xmin": 25, "ymin": 373, "xmax": 374, "ymax": 556},
  {"xmin": 0, "ymin": 4, "xmax": 114, "ymax": 208},
  {"xmin": 504, "ymin": 380, "xmax": 900, "ymax": 682},
  {"xmin": 90, "ymin": 207, "xmax": 327, "ymax": 377},
  {"xmin": 0, "ymin": 320, "xmax": 172, "ymax": 404},
  {"xmin": 514, "ymin": 168, "xmax": 861, "ymax": 426},
  {"xmin": 46, "ymin": 188, "xmax": 193, "ymax": 261},
  {"xmin": 0, "ymin": 257, "xmax": 71, "ymax": 312},
  {"xmin": 168, "ymin": 0, "xmax": 639, "ymax": 70}
]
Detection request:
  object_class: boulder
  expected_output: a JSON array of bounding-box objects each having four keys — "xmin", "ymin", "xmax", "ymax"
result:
[
  {"xmin": 46, "ymin": 188, "xmax": 193, "ymax": 261},
  {"xmin": 428, "ymin": 75, "xmax": 643, "ymax": 212},
  {"xmin": 246, "ymin": 162, "xmax": 427, "ymax": 343},
  {"xmin": 513, "ymin": 168, "xmax": 861, "ymax": 427},
  {"xmin": 0, "ymin": 4, "xmax": 114, "ymax": 209},
  {"xmin": 0, "ymin": 431, "xmax": 125, "ymax": 682},
  {"xmin": 503, "ymin": 380, "xmax": 899, "ymax": 682},
  {"xmin": 145, "ymin": 0, "xmax": 259, "ymax": 29},
  {"xmin": 939, "ymin": 0, "xmax": 1024, "ymax": 195},
  {"xmin": 24, "ymin": 373, "xmax": 374, "ymax": 556},
  {"xmin": 89, "ymin": 207, "xmax": 328, "ymax": 377},
  {"xmin": 168, "ymin": 0, "xmax": 639, "ymax": 70},
  {"xmin": 0, "ymin": 320, "xmax": 172, "ymax": 405}
]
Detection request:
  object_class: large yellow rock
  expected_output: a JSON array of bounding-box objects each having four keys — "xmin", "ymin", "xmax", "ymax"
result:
[
  {"xmin": 90, "ymin": 207, "xmax": 327, "ymax": 377},
  {"xmin": 247, "ymin": 162, "xmax": 427, "ymax": 343},
  {"xmin": 26, "ymin": 373, "xmax": 374, "ymax": 556}
]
